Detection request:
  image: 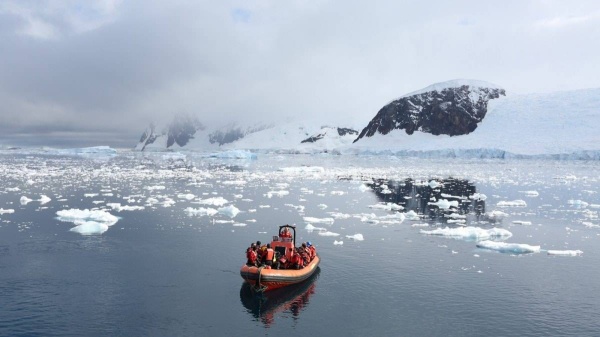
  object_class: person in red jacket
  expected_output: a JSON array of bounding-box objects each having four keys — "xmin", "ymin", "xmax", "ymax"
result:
[
  {"xmin": 246, "ymin": 243, "xmax": 257, "ymax": 266},
  {"xmin": 306, "ymin": 241, "xmax": 316, "ymax": 261},
  {"xmin": 290, "ymin": 248, "xmax": 303, "ymax": 269},
  {"xmin": 262, "ymin": 243, "xmax": 275, "ymax": 267}
]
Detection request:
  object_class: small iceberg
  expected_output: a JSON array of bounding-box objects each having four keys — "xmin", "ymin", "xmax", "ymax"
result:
[
  {"xmin": 547, "ymin": 250, "xmax": 583, "ymax": 256},
  {"xmin": 218, "ymin": 205, "xmax": 240, "ymax": 218},
  {"xmin": 56, "ymin": 209, "xmax": 119, "ymax": 235},
  {"xmin": 346, "ymin": 233, "xmax": 364, "ymax": 241},
  {"xmin": 420, "ymin": 226, "xmax": 512, "ymax": 241},
  {"xmin": 476, "ymin": 240, "xmax": 540, "ymax": 254}
]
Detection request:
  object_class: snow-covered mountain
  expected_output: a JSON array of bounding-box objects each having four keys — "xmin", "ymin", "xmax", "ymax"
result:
[
  {"xmin": 355, "ymin": 79, "xmax": 506, "ymax": 141},
  {"xmin": 350, "ymin": 85, "xmax": 600, "ymax": 158},
  {"xmin": 135, "ymin": 116, "xmax": 273, "ymax": 151},
  {"xmin": 133, "ymin": 80, "xmax": 600, "ymax": 159}
]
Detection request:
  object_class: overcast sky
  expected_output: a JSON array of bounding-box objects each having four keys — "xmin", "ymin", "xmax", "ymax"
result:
[{"xmin": 1, "ymin": 0, "xmax": 599, "ymax": 148}]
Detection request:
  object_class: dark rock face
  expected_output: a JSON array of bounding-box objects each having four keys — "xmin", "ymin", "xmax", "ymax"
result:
[
  {"xmin": 209, "ymin": 124, "xmax": 271, "ymax": 146},
  {"xmin": 137, "ymin": 115, "xmax": 204, "ymax": 150},
  {"xmin": 354, "ymin": 84, "xmax": 505, "ymax": 142},
  {"xmin": 301, "ymin": 127, "xmax": 358, "ymax": 143}
]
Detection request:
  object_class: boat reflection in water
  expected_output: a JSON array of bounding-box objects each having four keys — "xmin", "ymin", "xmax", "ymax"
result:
[{"xmin": 240, "ymin": 267, "xmax": 320, "ymax": 327}]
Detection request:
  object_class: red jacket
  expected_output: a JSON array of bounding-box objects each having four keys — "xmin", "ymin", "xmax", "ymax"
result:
[{"xmin": 246, "ymin": 249, "xmax": 257, "ymax": 265}]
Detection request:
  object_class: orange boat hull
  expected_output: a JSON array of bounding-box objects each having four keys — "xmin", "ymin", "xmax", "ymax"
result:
[{"xmin": 240, "ymin": 255, "xmax": 320, "ymax": 291}]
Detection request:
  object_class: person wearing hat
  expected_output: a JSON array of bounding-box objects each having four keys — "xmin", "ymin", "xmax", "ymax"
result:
[{"xmin": 306, "ymin": 241, "xmax": 316, "ymax": 261}]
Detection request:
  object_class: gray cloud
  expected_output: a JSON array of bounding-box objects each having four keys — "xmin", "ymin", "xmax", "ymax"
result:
[{"xmin": 1, "ymin": 0, "xmax": 599, "ymax": 148}]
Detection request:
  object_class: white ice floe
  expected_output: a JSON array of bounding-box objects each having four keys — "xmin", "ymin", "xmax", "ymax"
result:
[
  {"xmin": 404, "ymin": 210, "xmax": 421, "ymax": 221},
  {"xmin": 145, "ymin": 185, "xmax": 166, "ymax": 191},
  {"xmin": 333, "ymin": 240, "xmax": 344, "ymax": 245},
  {"xmin": 428, "ymin": 199, "xmax": 459, "ymax": 209},
  {"xmin": 547, "ymin": 250, "xmax": 583, "ymax": 256},
  {"xmin": 197, "ymin": 197, "xmax": 228, "ymax": 206},
  {"xmin": 497, "ymin": 200, "xmax": 527, "ymax": 207},
  {"xmin": 520, "ymin": 190, "xmax": 539, "ymax": 197},
  {"xmin": 411, "ymin": 223, "xmax": 429, "ymax": 227},
  {"xmin": 358, "ymin": 184, "xmax": 370, "ymax": 192},
  {"xmin": 107, "ymin": 203, "xmax": 145, "ymax": 212},
  {"xmin": 266, "ymin": 190, "xmax": 289, "ymax": 198},
  {"xmin": 207, "ymin": 150, "xmax": 257, "ymax": 159},
  {"xmin": 318, "ymin": 231, "xmax": 340, "ymax": 237},
  {"xmin": 232, "ymin": 223, "xmax": 247, "ymax": 227},
  {"xmin": 177, "ymin": 193, "xmax": 196, "ymax": 200},
  {"xmin": 218, "ymin": 205, "xmax": 240, "ymax": 218},
  {"xmin": 512, "ymin": 220, "xmax": 532, "ymax": 225},
  {"xmin": 469, "ymin": 193, "xmax": 487, "ymax": 201},
  {"xmin": 185, "ymin": 207, "xmax": 218, "ymax": 216},
  {"xmin": 38, "ymin": 195, "xmax": 51, "ymax": 204},
  {"xmin": 446, "ymin": 213, "xmax": 466, "ymax": 219},
  {"xmin": 329, "ymin": 212, "xmax": 351, "ymax": 219},
  {"xmin": 56, "ymin": 209, "xmax": 119, "ymax": 235},
  {"xmin": 568, "ymin": 200, "xmax": 589, "ymax": 207},
  {"xmin": 429, "ymin": 180, "xmax": 441, "ymax": 189},
  {"xmin": 476, "ymin": 240, "xmax": 540, "ymax": 254},
  {"xmin": 317, "ymin": 204, "xmax": 328, "ymax": 210},
  {"xmin": 305, "ymin": 224, "xmax": 326, "ymax": 232},
  {"xmin": 279, "ymin": 166, "xmax": 325, "ymax": 174},
  {"xmin": 0, "ymin": 208, "xmax": 15, "ymax": 214},
  {"xmin": 331, "ymin": 191, "xmax": 345, "ymax": 195},
  {"xmin": 369, "ymin": 202, "xmax": 404, "ymax": 211},
  {"xmin": 420, "ymin": 226, "xmax": 512, "ymax": 241},
  {"xmin": 486, "ymin": 210, "xmax": 509, "ymax": 220},
  {"xmin": 304, "ymin": 216, "xmax": 335, "ymax": 224},
  {"xmin": 20, "ymin": 196, "xmax": 33, "ymax": 205},
  {"xmin": 583, "ymin": 222, "xmax": 600, "ymax": 229},
  {"xmin": 6, "ymin": 187, "xmax": 20, "ymax": 192},
  {"xmin": 84, "ymin": 193, "xmax": 98, "ymax": 197},
  {"xmin": 346, "ymin": 233, "xmax": 364, "ymax": 241}
]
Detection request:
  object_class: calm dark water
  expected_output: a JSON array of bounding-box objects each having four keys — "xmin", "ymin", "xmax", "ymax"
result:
[{"xmin": 1, "ymin": 151, "xmax": 599, "ymax": 336}]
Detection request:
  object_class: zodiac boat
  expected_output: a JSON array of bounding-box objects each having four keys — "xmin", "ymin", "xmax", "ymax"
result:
[{"xmin": 240, "ymin": 225, "xmax": 320, "ymax": 292}]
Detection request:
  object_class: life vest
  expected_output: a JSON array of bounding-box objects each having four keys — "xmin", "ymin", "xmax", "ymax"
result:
[
  {"xmin": 246, "ymin": 250, "xmax": 257, "ymax": 265},
  {"xmin": 265, "ymin": 248, "xmax": 274, "ymax": 262}
]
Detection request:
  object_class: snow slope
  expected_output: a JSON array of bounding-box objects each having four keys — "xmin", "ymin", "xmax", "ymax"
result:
[{"xmin": 349, "ymin": 87, "xmax": 600, "ymax": 157}]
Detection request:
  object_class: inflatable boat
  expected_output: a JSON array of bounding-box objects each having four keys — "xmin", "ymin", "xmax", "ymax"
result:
[{"xmin": 240, "ymin": 225, "xmax": 320, "ymax": 292}]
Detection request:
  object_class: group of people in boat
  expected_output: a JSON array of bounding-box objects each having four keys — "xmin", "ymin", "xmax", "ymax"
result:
[{"xmin": 245, "ymin": 227, "xmax": 317, "ymax": 270}]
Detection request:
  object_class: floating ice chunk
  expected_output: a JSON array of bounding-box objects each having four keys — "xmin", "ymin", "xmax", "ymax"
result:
[
  {"xmin": 207, "ymin": 150, "xmax": 256, "ymax": 159},
  {"xmin": 583, "ymin": 222, "xmax": 600, "ymax": 229},
  {"xmin": 547, "ymin": 250, "xmax": 583, "ymax": 256},
  {"xmin": 56, "ymin": 209, "xmax": 118, "ymax": 226},
  {"xmin": 446, "ymin": 213, "xmax": 466, "ymax": 219},
  {"xmin": 334, "ymin": 240, "xmax": 344, "ymax": 245},
  {"xmin": 6, "ymin": 187, "xmax": 20, "ymax": 192},
  {"xmin": 0, "ymin": 208, "xmax": 15, "ymax": 214},
  {"xmin": 279, "ymin": 166, "xmax": 325, "ymax": 174},
  {"xmin": 497, "ymin": 200, "xmax": 527, "ymax": 207},
  {"xmin": 520, "ymin": 190, "xmax": 539, "ymax": 197},
  {"xmin": 420, "ymin": 226, "xmax": 512, "ymax": 241},
  {"xmin": 84, "ymin": 193, "xmax": 98, "ymax": 198},
  {"xmin": 69, "ymin": 221, "xmax": 109, "ymax": 235},
  {"xmin": 305, "ymin": 224, "xmax": 326, "ymax": 232},
  {"xmin": 197, "ymin": 197, "xmax": 228, "ymax": 206},
  {"xmin": 145, "ymin": 185, "xmax": 165, "ymax": 191},
  {"xmin": 162, "ymin": 198, "xmax": 175, "ymax": 207},
  {"xmin": 317, "ymin": 204, "xmax": 328, "ymax": 210},
  {"xmin": 222, "ymin": 180, "xmax": 247, "ymax": 186},
  {"xmin": 107, "ymin": 203, "xmax": 145, "ymax": 212},
  {"xmin": 512, "ymin": 220, "xmax": 532, "ymax": 225},
  {"xmin": 218, "ymin": 205, "xmax": 240, "ymax": 218},
  {"xmin": 404, "ymin": 210, "xmax": 420, "ymax": 221},
  {"xmin": 448, "ymin": 219, "xmax": 466, "ymax": 225},
  {"xmin": 285, "ymin": 204, "xmax": 305, "ymax": 212},
  {"xmin": 346, "ymin": 234, "xmax": 364, "ymax": 241},
  {"xmin": 358, "ymin": 184, "xmax": 370, "ymax": 192},
  {"xmin": 486, "ymin": 210, "xmax": 509, "ymax": 220},
  {"xmin": 568, "ymin": 200, "xmax": 589, "ymax": 207},
  {"xmin": 232, "ymin": 223, "xmax": 247, "ymax": 227},
  {"xmin": 476, "ymin": 240, "xmax": 540, "ymax": 254},
  {"xmin": 304, "ymin": 216, "xmax": 334, "ymax": 224},
  {"xmin": 429, "ymin": 180, "xmax": 441, "ymax": 189},
  {"xmin": 469, "ymin": 193, "xmax": 487, "ymax": 201},
  {"xmin": 318, "ymin": 231, "xmax": 340, "ymax": 237},
  {"xmin": 428, "ymin": 199, "xmax": 458, "ymax": 209},
  {"xmin": 185, "ymin": 207, "xmax": 218, "ymax": 216},
  {"xmin": 328, "ymin": 212, "xmax": 351, "ymax": 219},
  {"xmin": 411, "ymin": 223, "xmax": 429, "ymax": 227},
  {"xmin": 178, "ymin": 193, "xmax": 196, "ymax": 200},
  {"xmin": 266, "ymin": 190, "xmax": 289, "ymax": 198},
  {"xmin": 369, "ymin": 202, "xmax": 404, "ymax": 211},
  {"xmin": 20, "ymin": 196, "xmax": 33, "ymax": 205},
  {"xmin": 331, "ymin": 191, "xmax": 345, "ymax": 196}
]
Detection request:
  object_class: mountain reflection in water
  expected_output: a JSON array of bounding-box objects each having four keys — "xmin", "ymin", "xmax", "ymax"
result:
[
  {"xmin": 240, "ymin": 268, "xmax": 320, "ymax": 327},
  {"xmin": 368, "ymin": 178, "xmax": 486, "ymax": 223}
]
